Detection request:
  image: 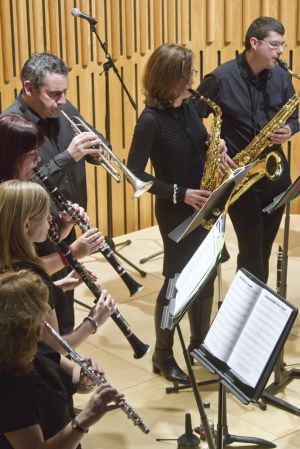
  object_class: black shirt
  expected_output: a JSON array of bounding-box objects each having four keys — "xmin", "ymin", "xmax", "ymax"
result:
[
  {"xmin": 196, "ymin": 52, "xmax": 299, "ymax": 157},
  {"xmin": 0, "ymin": 343, "xmax": 77, "ymax": 449},
  {"xmin": 3, "ymin": 93, "xmax": 109, "ymax": 209}
]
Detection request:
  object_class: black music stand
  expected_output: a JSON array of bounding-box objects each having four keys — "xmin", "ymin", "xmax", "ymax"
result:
[
  {"xmin": 168, "ymin": 163, "xmax": 255, "ymax": 244},
  {"xmin": 261, "ymin": 175, "xmax": 300, "ymax": 416},
  {"xmin": 156, "ymin": 215, "xmax": 226, "ymax": 449},
  {"xmin": 79, "ymin": 15, "xmax": 146, "ymax": 278},
  {"xmin": 192, "ymin": 269, "xmax": 298, "ymax": 449}
]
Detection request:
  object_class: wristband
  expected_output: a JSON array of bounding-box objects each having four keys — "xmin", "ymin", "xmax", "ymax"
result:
[
  {"xmin": 71, "ymin": 418, "xmax": 89, "ymax": 434},
  {"xmin": 173, "ymin": 184, "xmax": 178, "ymax": 204},
  {"xmin": 83, "ymin": 316, "xmax": 98, "ymax": 334}
]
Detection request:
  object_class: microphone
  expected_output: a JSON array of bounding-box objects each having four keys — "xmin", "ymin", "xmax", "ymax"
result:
[{"xmin": 71, "ymin": 8, "xmax": 98, "ymax": 25}]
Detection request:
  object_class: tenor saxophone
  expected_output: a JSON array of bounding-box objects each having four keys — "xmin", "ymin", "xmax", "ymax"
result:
[{"xmin": 226, "ymin": 74, "xmax": 299, "ymax": 206}]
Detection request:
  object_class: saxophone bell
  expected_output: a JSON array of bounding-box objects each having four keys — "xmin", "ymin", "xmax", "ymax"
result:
[{"xmin": 227, "ymin": 151, "xmax": 283, "ymax": 207}]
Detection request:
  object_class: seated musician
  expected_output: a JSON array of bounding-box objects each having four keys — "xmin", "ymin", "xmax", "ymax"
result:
[
  {"xmin": 0, "ymin": 180, "xmax": 115, "ymax": 350},
  {"xmin": 0, "ymin": 269, "xmax": 124, "ymax": 449}
]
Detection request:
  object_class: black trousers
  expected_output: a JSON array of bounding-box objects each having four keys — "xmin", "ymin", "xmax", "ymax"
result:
[{"xmin": 228, "ymin": 156, "xmax": 291, "ymax": 283}]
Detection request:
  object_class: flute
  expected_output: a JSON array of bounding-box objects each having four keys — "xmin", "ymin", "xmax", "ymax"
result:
[
  {"xmin": 48, "ymin": 222, "xmax": 150, "ymax": 360},
  {"xmin": 34, "ymin": 168, "xmax": 144, "ymax": 297},
  {"xmin": 44, "ymin": 321, "xmax": 150, "ymax": 434}
]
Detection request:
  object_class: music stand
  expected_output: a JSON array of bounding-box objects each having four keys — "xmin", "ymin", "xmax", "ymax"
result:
[
  {"xmin": 157, "ymin": 216, "xmax": 226, "ymax": 449},
  {"xmin": 81, "ymin": 17, "xmax": 146, "ymax": 278},
  {"xmin": 168, "ymin": 163, "xmax": 255, "ymax": 244},
  {"xmin": 261, "ymin": 175, "xmax": 300, "ymax": 416},
  {"xmin": 192, "ymin": 269, "xmax": 298, "ymax": 449}
]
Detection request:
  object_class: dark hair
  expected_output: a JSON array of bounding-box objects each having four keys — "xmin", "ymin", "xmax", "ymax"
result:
[
  {"xmin": 245, "ymin": 16, "xmax": 285, "ymax": 50},
  {"xmin": 21, "ymin": 52, "xmax": 68, "ymax": 88},
  {"xmin": 143, "ymin": 43, "xmax": 193, "ymax": 108},
  {"xmin": 0, "ymin": 114, "xmax": 45, "ymax": 182}
]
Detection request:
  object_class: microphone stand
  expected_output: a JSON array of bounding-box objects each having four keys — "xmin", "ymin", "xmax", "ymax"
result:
[{"xmin": 89, "ymin": 22, "xmax": 146, "ymax": 277}]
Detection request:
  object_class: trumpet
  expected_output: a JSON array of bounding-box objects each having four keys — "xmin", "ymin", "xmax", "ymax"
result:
[
  {"xmin": 48, "ymin": 222, "xmax": 150, "ymax": 360},
  {"xmin": 60, "ymin": 110, "xmax": 153, "ymax": 198},
  {"xmin": 44, "ymin": 321, "xmax": 150, "ymax": 434},
  {"xmin": 34, "ymin": 168, "xmax": 144, "ymax": 297}
]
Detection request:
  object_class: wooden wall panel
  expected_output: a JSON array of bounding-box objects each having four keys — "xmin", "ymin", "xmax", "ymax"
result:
[{"xmin": 1, "ymin": 0, "xmax": 300, "ymax": 239}]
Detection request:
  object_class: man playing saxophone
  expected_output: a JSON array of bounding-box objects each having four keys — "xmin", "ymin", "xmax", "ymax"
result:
[{"xmin": 196, "ymin": 16, "xmax": 299, "ymax": 283}]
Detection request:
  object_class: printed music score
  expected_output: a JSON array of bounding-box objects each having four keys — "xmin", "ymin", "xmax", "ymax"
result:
[
  {"xmin": 169, "ymin": 214, "xmax": 225, "ymax": 320},
  {"xmin": 203, "ymin": 270, "xmax": 295, "ymax": 388}
]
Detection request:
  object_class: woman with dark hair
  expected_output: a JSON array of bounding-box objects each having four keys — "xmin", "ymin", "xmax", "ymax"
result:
[
  {"xmin": 0, "ymin": 113, "xmax": 44, "ymax": 181},
  {"xmin": 0, "ymin": 269, "xmax": 124, "ymax": 449},
  {"xmin": 128, "ymin": 43, "xmax": 227, "ymax": 384},
  {"xmin": 0, "ymin": 113, "xmax": 105, "ymax": 335}
]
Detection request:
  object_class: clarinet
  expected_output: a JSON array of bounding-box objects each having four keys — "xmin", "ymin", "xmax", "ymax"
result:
[
  {"xmin": 48, "ymin": 223, "xmax": 150, "ymax": 360},
  {"xmin": 44, "ymin": 321, "xmax": 150, "ymax": 434},
  {"xmin": 33, "ymin": 168, "xmax": 144, "ymax": 297}
]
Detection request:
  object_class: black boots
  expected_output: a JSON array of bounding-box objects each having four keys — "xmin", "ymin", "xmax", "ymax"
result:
[
  {"xmin": 188, "ymin": 295, "xmax": 214, "ymax": 364},
  {"xmin": 152, "ymin": 303, "xmax": 190, "ymax": 384}
]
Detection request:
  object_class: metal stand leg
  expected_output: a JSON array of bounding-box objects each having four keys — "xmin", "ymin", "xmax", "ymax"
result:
[
  {"xmin": 218, "ymin": 384, "xmax": 276, "ymax": 449},
  {"xmin": 140, "ymin": 249, "xmax": 164, "ymax": 264}
]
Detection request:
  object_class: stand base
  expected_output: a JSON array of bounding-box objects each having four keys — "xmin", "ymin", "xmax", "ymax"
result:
[
  {"xmin": 262, "ymin": 368, "xmax": 300, "ymax": 416},
  {"xmin": 106, "ymin": 236, "xmax": 147, "ymax": 277},
  {"xmin": 140, "ymin": 249, "xmax": 164, "ymax": 264},
  {"xmin": 223, "ymin": 433, "xmax": 276, "ymax": 448},
  {"xmin": 166, "ymin": 378, "xmax": 217, "ymax": 394}
]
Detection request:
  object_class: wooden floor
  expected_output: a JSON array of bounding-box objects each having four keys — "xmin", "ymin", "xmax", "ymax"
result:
[{"xmin": 73, "ymin": 215, "xmax": 300, "ymax": 449}]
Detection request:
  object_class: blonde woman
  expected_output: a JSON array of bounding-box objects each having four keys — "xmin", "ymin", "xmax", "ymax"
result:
[{"xmin": 0, "ymin": 180, "xmax": 115, "ymax": 351}]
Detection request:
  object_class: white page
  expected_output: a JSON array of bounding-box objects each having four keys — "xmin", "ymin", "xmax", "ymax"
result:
[
  {"xmin": 203, "ymin": 270, "xmax": 261, "ymax": 362},
  {"xmin": 170, "ymin": 215, "xmax": 224, "ymax": 317},
  {"xmin": 227, "ymin": 290, "xmax": 293, "ymax": 388}
]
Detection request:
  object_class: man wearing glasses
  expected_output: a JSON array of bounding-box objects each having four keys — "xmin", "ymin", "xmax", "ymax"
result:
[{"xmin": 196, "ymin": 16, "xmax": 299, "ymax": 284}]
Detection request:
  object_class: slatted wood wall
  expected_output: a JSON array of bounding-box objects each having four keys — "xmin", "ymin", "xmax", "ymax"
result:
[{"xmin": 1, "ymin": 0, "xmax": 300, "ymax": 237}]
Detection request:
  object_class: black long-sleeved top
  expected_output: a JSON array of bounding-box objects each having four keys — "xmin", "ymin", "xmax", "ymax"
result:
[
  {"xmin": 3, "ymin": 93, "xmax": 109, "ymax": 209},
  {"xmin": 127, "ymin": 100, "xmax": 209, "ymax": 276},
  {"xmin": 196, "ymin": 52, "xmax": 299, "ymax": 158}
]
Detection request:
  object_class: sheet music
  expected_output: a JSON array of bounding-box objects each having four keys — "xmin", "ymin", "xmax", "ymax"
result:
[
  {"xmin": 203, "ymin": 270, "xmax": 261, "ymax": 362},
  {"xmin": 228, "ymin": 290, "xmax": 293, "ymax": 387},
  {"xmin": 169, "ymin": 215, "xmax": 225, "ymax": 317}
]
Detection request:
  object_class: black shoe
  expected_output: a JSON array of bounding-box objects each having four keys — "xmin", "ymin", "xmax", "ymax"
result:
[{"xmin": 152, "ymin": 355, "xmax": 190, "ymax": 384}]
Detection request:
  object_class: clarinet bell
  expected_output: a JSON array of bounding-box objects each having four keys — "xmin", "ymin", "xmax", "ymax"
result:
[
  {"xmin": 122, "ymin": 271, "xmax": 144, "ymax": 297},
  {"xmin": 128, "ymin": 334, "xmax": 151, "ymax": 359}
]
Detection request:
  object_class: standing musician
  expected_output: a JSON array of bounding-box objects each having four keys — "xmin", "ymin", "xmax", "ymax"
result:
[
  {"xmin": 127, "ymin": 44, "xmax": 227, "ymax": 384},
  {"xmin": 0, "ymin": 180, "xmax": 115, "ymax": 351},
  {"xmin": 197, "ymin": 16, "xmax": 299, "ymax": 283},
  {"xmin": 2, "ymin": 53, "xmax": 110, "ymax": 334},
  {"xmin": 0, "ymin": 270, "xmax": 124, "ymax": 449}
]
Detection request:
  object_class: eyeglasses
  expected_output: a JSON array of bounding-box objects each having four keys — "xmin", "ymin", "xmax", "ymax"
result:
[
  {"xmin": 191, "ymin": 69, "xmax": 198, "ymax": 78},
  {"xmin": 259, "ymin": 39, "xmax": 287, "ymax": 50}
]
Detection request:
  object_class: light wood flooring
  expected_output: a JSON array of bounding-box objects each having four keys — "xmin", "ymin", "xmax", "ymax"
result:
[{"xmin": 73, "ymin": 215, "xmax": 300, "ymax": 449}]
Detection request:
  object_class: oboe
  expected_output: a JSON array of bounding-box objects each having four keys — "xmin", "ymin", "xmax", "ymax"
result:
[
  {"xmin": 48, "ymin": 223, "xmax": 150, "ymax": 360},
  {"xmin": 33, "ymin": 168, "xmax": 144, "ymax": 297},
  {"xmin": 44, "ymin": 321, "xmax": 150, "ymax": 434}
]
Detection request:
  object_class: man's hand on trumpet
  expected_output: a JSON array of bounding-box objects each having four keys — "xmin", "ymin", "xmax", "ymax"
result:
[{"xmin": 67, "ymin": 132, "xmax": 101, "ymax": 161}]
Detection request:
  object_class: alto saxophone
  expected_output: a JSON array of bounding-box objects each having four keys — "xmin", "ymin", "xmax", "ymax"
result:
[{"xmin": 188, "ymin": 88, "xmax": 223, "ymax": 191}]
